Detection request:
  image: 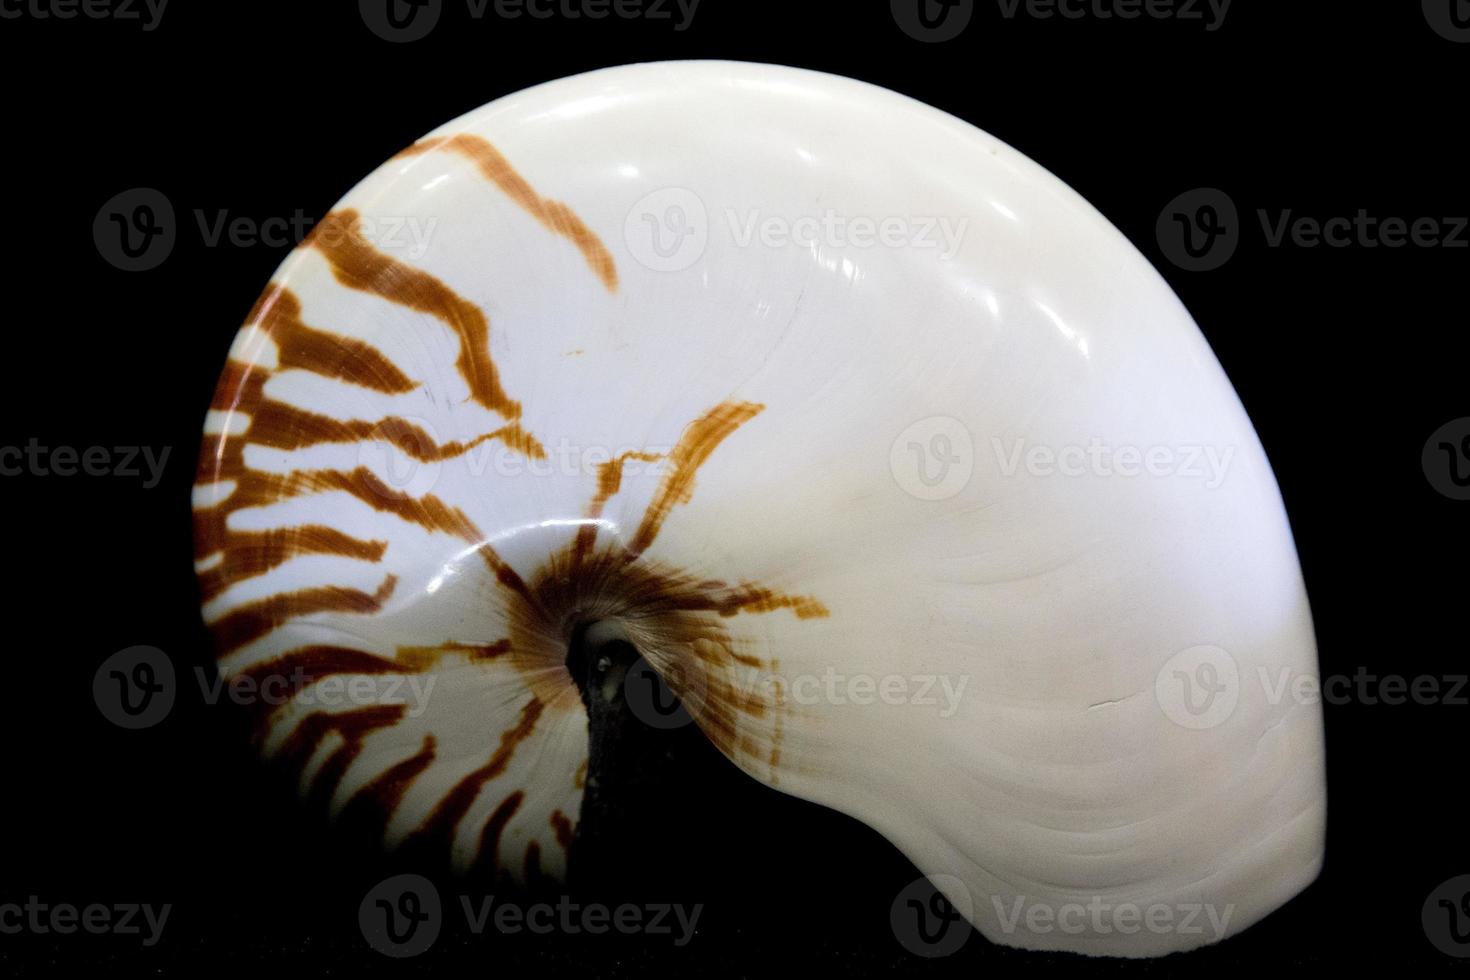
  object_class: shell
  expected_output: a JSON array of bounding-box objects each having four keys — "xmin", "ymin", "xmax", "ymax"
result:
[{"xmin": 193, "ymin": 61, "xmax": 1325, "ymax": 957}]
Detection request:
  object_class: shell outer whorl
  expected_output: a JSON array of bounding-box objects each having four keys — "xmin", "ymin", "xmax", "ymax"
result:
[{"xmin": 192, "ymin": 62, "xmax": 1326, "ymax": 958}]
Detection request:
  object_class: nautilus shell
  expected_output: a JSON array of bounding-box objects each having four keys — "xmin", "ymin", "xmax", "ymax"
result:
[{"xmin": 194, "ymin": 61, "xmax": 1325, "ymax": 957}]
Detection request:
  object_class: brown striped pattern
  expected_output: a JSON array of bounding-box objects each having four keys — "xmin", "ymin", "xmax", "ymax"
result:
[
  {"xmin": 395, "ymin": 133, "xmax": 620, "ymax": 293},
  {"xmin": 195, "ymin": 132, "xmax": 828, "ymax": 883}
]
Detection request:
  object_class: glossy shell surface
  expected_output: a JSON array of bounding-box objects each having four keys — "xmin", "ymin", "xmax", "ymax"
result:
[{"xmin": 194, "ymin": 61, "xmax": 1326, "ymax": 957}]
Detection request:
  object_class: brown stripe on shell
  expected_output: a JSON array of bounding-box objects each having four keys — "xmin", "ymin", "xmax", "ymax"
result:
[
  {"xmin": 523, "ymin": 841, "xmax": 544, "ymax": 887},
  {"xmin": 339, "ymin": 733, "xmax": 438, "ymax": 836},
  {"xmin": 572, "ymin": 450, "xmax": 665, "ymax": 566},
  {"xmin": 236, "ymin": 644, "xmax": 408, "ymax": 696},
  {"xmin": 194, "ymin": 460, "xmax": 483, "ymax": 559},
  {"xmin": 550, "ymin": 809, "xmax": 575, "ymax": 850},
  {"xmin": 244, "ymin": 397, "xmax": 543, "ymax": 461},
  {"xmin": 626, "ymin": 401, "xmax": 764, "ymax": 557},
  {"xmin": 395, "ymin": 639, "xmax": 513, "ymax": 671},
  {"xmin": 198, "ymin": 526, "xmax": 387, "ymax": 602},
  {"xmin": 274, "ymin": 704, "xmax": 408, "ymax": 809},
  {"xmin": 251, "ymin": 285, "xmax": 417, "ymax": 393},
  {"xmin": 404, "ymin": 697, "xmax": 545, "ymax": 860},
  {"xmin": 395, "ymin": 134, "xmax": 619, "ymax": 293},
  {"xmin": 477, "ymin": 791, "xmax": 525, "ymax": 875},
  {"xmin": 307, "ymin": 210, "xmax": 541, "ymax": 445},
  {"xmin": 209, "ymin": 574, "xmax": 398, "ymax": 656}
]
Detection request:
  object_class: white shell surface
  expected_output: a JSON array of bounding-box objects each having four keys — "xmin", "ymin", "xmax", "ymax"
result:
[{"xmin": 194, "ymin": 61, "xmax": 1326, "ymax": 957}]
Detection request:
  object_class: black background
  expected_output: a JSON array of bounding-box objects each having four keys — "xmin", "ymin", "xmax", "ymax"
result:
[{"xmin": 1, "ymin": 0, "xmax": 1465, "ymax": 974}]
